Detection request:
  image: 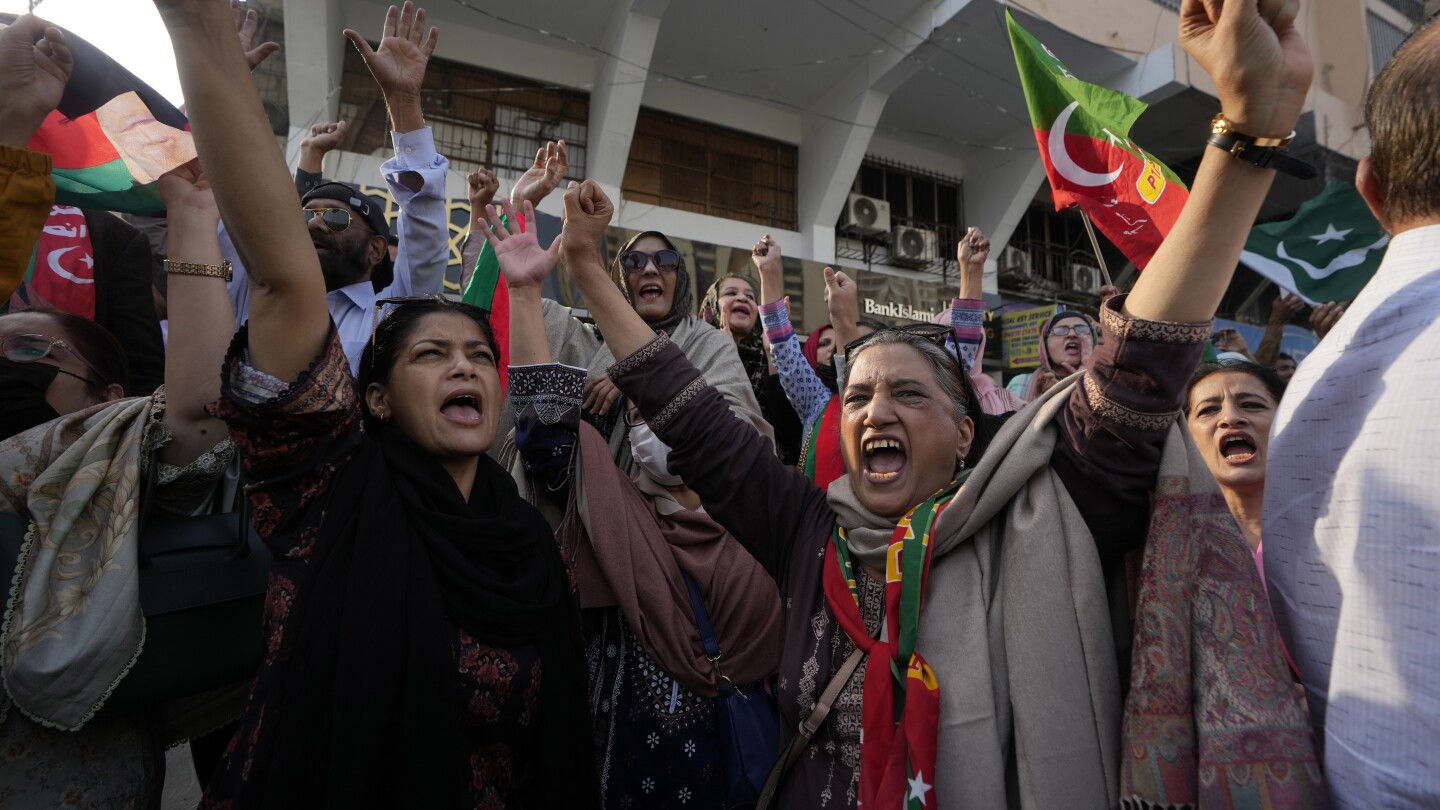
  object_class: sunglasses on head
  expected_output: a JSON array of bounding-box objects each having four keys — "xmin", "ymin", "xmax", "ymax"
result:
[
  {"xmin": 0, "ymin": 333, "xmax": 103, "ymax": 387},
  {"xmin": 843, "ymin": 323, "xmax": 951, "ymax": 358},
  {"xmin": 369, "ymin": 295, "xmax": 489, "ymax": 371},
  {"xmin": 619, "ymin": 249, "xmax": 681, "ymax": 275},
  {"xmin": 303, "ymin": 207, "xmax": 353, "ymax": 233},
  {"xmin": 1049, "ymin": 324, "xmax": 1093, "ymax": 338}
]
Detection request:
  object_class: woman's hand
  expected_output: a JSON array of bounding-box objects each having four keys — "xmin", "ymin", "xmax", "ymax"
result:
[
  {"xmin": 1179, "ymin": 0, "xmax": 1311, "ymax": 137},
  {"xmin": 824, "ymin": 266, "xmax": 857, "ymax": 325},
  {"xmin": 752, "ymin": 234, "xmax": 784, "ymax": 304},
  {"xmin": 957, "ymin": 227, "xmax": 989, "ymax": 300},
  {"xmin": 0, "ymin": 15, "xmax": 72, "ymax": 148},
  {"xmin": 559, "ymin": 179, "xmax": 615, "ymax": 269},
  {"xmin": 157, "ymin": 166, "xmax": 219, "ymax": 223},
  {"xmin": 476, "ymin": 199, "xmax": 560, "ymax": 291},
  {"xmin": 582, "ymin": 373, "xmax": 622, "ymax": 416},
  {"xmin": 510, "ymin": 141, "xmax": 567, "ymax": 211},
  {"xmin": 466, "ymin": 167, "xmax": 500, "ymax": 224}
]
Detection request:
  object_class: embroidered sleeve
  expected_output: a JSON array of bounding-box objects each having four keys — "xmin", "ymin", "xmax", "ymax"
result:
[
  {"xmin": 211, "ymin": 324, "xmax": 362, "ymax": 554},
  {"xmin": 1052, "ymin": 294, "xmax": 1211, "ymax": 560},
  {"xmin": 760, "ymin": 299, "xmax": 832, "ymax": 430},
  {"xmin": 948, "ymin": 297, "xmax": 986, "ymax": 375},
  {"xmin": 511, "ymin": 363, "xmax": 586, "ymax": 488}
]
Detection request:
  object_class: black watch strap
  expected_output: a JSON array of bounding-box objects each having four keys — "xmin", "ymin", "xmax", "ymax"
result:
[{"xmin": 1207, "ymin": 132, "xmax": 1318, "ymax": 180}]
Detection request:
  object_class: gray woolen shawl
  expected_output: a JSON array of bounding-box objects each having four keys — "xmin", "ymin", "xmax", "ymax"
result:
[{"xmin": 825, "ymin": 373, "xmax": 1121, "ymax": 809}]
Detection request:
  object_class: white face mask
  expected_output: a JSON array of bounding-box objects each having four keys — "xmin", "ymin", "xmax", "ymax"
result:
[{"xmin": 628, "ymin": 421, "xmax": 684, "ymax": 486}]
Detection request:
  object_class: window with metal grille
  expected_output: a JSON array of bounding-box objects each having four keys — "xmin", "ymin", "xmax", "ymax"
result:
[
  {"xmin": 838, "ymin": 157, "xmax": 963, "ymax": 273},
  {"xmin": 337, "ymin": 49, "xmax": 589, "ymax": 179},
  {"xmin": 1368, "ymin": 10, "xmax": 1410, "ymax": 74},
  {"xmin": 622, "ymin": 109, "xmax": 798, "ymax": 230}
]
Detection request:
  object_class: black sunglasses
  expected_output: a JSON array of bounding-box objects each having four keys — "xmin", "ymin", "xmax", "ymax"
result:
[
  {"xmin": 843, "ymin": 322, "xmax": 968, "ymax": 383},
  {"xmin": 303, "ymin": 207, "xmax": 352, "ymax": 232},
  {"xmin": 619, "ymin": 249, "xmax": 681, "ymax": 275}
]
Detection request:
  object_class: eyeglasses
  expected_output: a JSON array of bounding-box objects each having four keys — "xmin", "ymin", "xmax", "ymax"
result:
[
  {"xmin": 369, "ymin": 295, "xmax": 490, "ymax": 372},
  {"xmin": 0, "ymin": 333, "xmax": 103, "ymax": 387},
  {"xmin": 619, "ymin": 249, "xmax": 681, "ymax": 275},
  {"xmin": 1049, "ymin": 324, "xmax": 1093, "ymax": 338},
  {"xmin": 303, "ymin": 207, "xmax": 353, "ymax": 233},
  {"xmin": 624, "ymin": 406, "xmax": 646, "ymax": 427}
]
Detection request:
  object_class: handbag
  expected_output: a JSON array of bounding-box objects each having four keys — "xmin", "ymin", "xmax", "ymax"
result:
[
  {"xmin": 681, "ymin": 571, "xmax": 781, "ymax": 810},
  {"xmin": 106, "ymin": 445, "xmax": 270, "ymax": 708}
]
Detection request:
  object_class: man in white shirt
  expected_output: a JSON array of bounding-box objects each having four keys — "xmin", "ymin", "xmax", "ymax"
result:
[
  {"xmin": 222, "ymin": 4, "xmax": 451, "ymax": 373},
  {"xmin": 1264, "ymin": 17, "xmax": 1440, "ymax": 809}
]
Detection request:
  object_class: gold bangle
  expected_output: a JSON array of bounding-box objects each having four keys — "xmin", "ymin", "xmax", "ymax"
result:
[
  {"xmin": 1210, "ymin": 113, "xmax": 1294, "ymax": 148},
  {"xmin": 165, "ymin": 259, "xmax": 232, "ymax": 282}
]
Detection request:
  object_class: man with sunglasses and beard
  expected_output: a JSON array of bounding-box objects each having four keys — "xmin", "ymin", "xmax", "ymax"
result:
[{"xmin": 220, "ymin": 2, "xmax": 452, "ymax": 374}]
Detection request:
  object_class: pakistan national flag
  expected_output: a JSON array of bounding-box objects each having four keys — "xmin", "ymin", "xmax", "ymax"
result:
[{"xmin": 1240, "ymin": 182, "xmax": 1390, "ymax": 305}]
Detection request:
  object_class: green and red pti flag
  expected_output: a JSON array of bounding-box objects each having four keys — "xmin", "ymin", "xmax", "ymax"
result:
[
  {"xmin": 1006, "ymin": 10, "xmax": 1187, "ymax": 269},
  {"xmin": 462, "ymin": 215, "xmax": 515, "ymax": 394},
  {"xmin": 2, "ymin": 14, "xmax": 194, "ymax": 216}
]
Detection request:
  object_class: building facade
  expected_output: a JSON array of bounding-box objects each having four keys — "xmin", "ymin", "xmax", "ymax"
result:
[{"xmin": 246, "ymin": 0, "xmax": 1427, "ymax": 372}]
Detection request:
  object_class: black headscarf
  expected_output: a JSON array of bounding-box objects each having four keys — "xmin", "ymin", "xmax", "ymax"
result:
[
  {"xmin": 609, "ymin": 231, "xmax": 692, "ymax": 335},
  {"xmin": 225, "ymin": 426, "xmax": 598, "ymax": 808}
]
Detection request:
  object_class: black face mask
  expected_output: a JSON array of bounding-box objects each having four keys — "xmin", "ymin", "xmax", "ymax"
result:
[{"xmin": 0, "ymin": 358, "xmax": 62, "ymax": 440}]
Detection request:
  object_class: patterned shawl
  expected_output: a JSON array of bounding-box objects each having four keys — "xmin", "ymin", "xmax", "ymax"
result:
[{"xmin": 0, "ymin": 396, "xmax": 152, "ymax": 730}]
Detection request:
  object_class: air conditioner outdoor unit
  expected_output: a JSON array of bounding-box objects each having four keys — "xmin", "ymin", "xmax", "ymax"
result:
[
  {"xmin": 1071, "ymin": 263, "xmax": 1102, "ymax": 295},
  {"xmin": 840, "ymin": 193, "xmax": 891, "ymax": 236},
  {"xmin": 891, "ymin": 226, "xmax": 938, "ymax": 265},
  {"xmin": 998, "ymin": 245, "xmax": 1031, "ymax": 277}
]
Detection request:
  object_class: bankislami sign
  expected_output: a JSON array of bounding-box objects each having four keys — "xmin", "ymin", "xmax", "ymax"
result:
[{"xmin": 863, "ymin": 299, "xmax": 938, "ymax": 322}]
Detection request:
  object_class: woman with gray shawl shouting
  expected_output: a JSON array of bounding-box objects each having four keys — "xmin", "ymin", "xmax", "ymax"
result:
[{"xmin": 495, "ymin": 0, "xmax": 1327, "ymax": 805}]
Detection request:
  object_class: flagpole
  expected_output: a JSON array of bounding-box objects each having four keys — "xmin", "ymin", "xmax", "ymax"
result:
[{"xmin": 1078, "ymin": 211, "xmax": 1114, "ymax": 289}]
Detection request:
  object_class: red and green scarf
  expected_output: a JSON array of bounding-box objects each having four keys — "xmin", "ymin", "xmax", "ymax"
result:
[
  {"xmin": 800, "ymin": 395, "xmax": 844, "ymax": 488},
  {"xmin": 821, "ymin": 478, "xmax": 962, "ymax": 810}
]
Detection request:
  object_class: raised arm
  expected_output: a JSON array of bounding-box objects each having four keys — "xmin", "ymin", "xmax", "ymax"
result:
[
  {"xmin": 156, "ymin": 170, "xmax": 235, "ymax": 466},
  {"xmin": 825, "ymin": 266, "xmax": 861, "ymax": 358},
  {"xmin": 158, "ymin": 0, "xmax": 329, "ymax": 381},
  {"xmin": 0, "ymin": 16, "xmax": 70, "ymax": 302},
  {"xmin": 345, "ymin": 3, "xmax": 449, "ymax": 296},
  {"xmin": 1252, "ymin": 294, "xmax": 1302, "ymax": 366},
  {"xmin": 559, "ymin": 182, "xmax": 827, "ymax": 578},
  {"xmin": 1123, "ymin": 0, "xmax": 1312, "ymax": 324},
  {"xmin": 294, "ymin": 120, "xmax": 345, "ymax": 195}
]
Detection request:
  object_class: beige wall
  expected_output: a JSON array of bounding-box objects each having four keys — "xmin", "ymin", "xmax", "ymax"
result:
[{"xmin": 1025, "ymin": 0, "xmax": 1376, "ymax": 159}]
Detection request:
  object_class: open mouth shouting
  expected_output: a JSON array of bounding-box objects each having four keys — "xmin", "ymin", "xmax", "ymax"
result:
[
  {"xmin": 636, "ymin": 280, "xmax": 665, "ymax": 305},
  {"xmin": 441, "ymin": 389, "xmax": 485, "ymax": 426},
  {"xmin": 1217, "ymin": 431, "xmax": 1258, "ymax": 465},
  {"xmin": 862, "ymin": 435, "xmax": 908, "ymax": 484}
]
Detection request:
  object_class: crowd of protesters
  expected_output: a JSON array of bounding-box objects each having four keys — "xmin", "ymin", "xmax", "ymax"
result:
[{"xmin": 0, "ymin": 0, "xmax": 1436, "ymax": 807}]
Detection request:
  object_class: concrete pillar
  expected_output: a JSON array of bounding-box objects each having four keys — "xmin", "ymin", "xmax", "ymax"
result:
[
  {"xmin": 282, "ymin": 0, "xmax": 344, "ymax": 167},
  {"xmin": 796, "ymin": 89, "xmax": 889, "ymax": 264},
  {"xmin": 587, "ymin": 0, "xmax": 668, "ymax": 189},
  {"xmin": 960, "ymin": 131, "xmax": 1047, "ymax": 295}
]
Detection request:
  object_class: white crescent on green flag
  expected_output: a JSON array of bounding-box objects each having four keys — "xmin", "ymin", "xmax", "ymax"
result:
[{"xmin": 1240, "ymin": 182, "xmax": 1389, "ymax": 305}]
